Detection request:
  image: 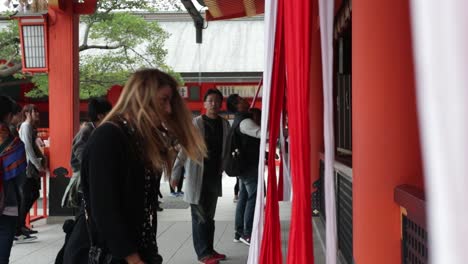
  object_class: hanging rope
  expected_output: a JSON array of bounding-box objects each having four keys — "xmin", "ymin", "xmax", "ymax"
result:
[{"xmin": 251, "ymin": 78, "xmax": 263, "ymax": 109}]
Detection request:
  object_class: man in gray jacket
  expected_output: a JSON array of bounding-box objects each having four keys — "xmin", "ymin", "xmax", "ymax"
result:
[{"xmin": 171, "ymin": 89, "xmax": 230, "ymax": 264}]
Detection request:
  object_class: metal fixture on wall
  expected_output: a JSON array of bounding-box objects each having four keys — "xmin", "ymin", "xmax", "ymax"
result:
[{"xmin": 181, "ymin": 0, "xmax": 204, "ymax": 43}]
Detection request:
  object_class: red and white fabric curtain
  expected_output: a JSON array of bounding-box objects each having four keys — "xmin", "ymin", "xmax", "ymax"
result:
[
  {"xmin": 247, "ymin": 0, "xmax": 277, "ymax": 261},
  {"xmin": 250, "ymin": 0, "xmax": 318, "ymax": 263},
  {"xmin": 318, "ymin": 0, "xmax": 337, "ymax": 263},
  {"xmin": 410, "ymin": 1, "xmax": 468, "ymax": 263},
  {"xmin": 258, "ymin": 0, "xmax": 286, "ymax": 261},
  {"xmin": 284, "ymin": 0, "xmax": 315, "ymax": 263}
]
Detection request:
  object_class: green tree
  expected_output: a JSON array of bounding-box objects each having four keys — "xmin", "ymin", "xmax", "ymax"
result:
[
  {"xmin": 0, "ymin": 19, "xmax": 21, "ymax": 77},
  {"xmin": 0, "ymin": 0, "xmax": 182, "ymax": 99}
]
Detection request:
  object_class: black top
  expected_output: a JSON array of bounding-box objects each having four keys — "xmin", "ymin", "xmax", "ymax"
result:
[
  {"xmin": 81, "ymin": 122, "xmax": 152, "ymax": 260},
  {"xmin": 233, "ymin": 112, "xmax": 260, "ymax": 174},
  {"xmin": 201, "ymin": 115, "xmax": 223, "ymax": 193}
]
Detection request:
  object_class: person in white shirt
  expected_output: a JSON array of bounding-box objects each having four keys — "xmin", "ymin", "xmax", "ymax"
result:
[
  {"xmin": 17, "ymin": 104, "xmax": 44, "ymax": 239},
  {"xmin": 226, "ymin": 94, "xmax": 261, "ymax": 246}
]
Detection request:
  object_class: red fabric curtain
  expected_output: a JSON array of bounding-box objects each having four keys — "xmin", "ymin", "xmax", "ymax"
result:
[
  {"xmin": 259, "ymin": 0, "xmax": 285, "ymax": 262},
  {"xmin": 284, "ymin": 0, "xmax": 314, "ymax": 263}
]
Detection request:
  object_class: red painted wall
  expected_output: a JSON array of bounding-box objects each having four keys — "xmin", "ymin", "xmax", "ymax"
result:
[
  {"xmin": 353, "ymin": 0, "xmax": 424, "ymax": 263},
  {"xmin": 184, "ymin": 82, "xmax": 263, "ymax": 113},
  {"xmin": 14, "ymin": 81, "xmax": 262, "ymax": 123},
  {"xmin": 108, "ymin": 82, "xmax": 262, "ymax": 115}
]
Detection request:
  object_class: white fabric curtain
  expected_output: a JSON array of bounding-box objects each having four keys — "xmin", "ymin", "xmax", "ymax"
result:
[
  {"xmin": 318, "ymin": 0, "xmax": 337, "ymax": 263},
  {"xmin": 247, "ymin": 0, "xmax": 277, "ymax": 262},
  {"xmin": 410, "ymin": 1, "xmax": 468, "ymax": 263}
]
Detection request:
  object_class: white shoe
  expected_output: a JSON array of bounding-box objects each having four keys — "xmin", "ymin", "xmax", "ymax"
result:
[
  {"xmin": 15, "ymin": 234, "xmax": 37, "ymax": 244},
  {"xmin": 239, "ymin": 236, "xmax": 251, "ymax": 246},
  {"xmin": 233, "ymin": 233, "xmax": 241, "ymax": 243}
]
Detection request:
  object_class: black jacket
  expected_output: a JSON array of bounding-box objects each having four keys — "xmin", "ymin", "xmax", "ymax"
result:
[
  {"xmin": 233, "ymin": 112, "xmax": 260, "ymax": 176},
  {"xmin": 81, "ymin": 122, "xmax": 146, "ymax": 260}
]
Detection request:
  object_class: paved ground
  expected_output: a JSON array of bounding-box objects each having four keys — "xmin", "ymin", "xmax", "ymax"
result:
[{"xmin": 9, "ymin": 176, "xmax": 328, "ymax": 264}]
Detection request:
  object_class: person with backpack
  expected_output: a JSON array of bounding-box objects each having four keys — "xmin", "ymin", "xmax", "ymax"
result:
[
  {"xmin": 226, "ymin": 94, "xmax": 261, "ymax": 246},
  {"xmin": 62, "ymin": 98, "xmax": 112, "ymax": 209},
  {"xmin": 232, "ymin": 107, "xmax": 262, "ymax": 203},
  {"xmin": 58, "ymin": 98, "xmax": 112, "ymax": 264},
  {"xmin": 171, "ymin": 89, "xmax": 230, "ymax": 264},
  {"xmin": 0, "ymin": 96, "xmax": 27, "ymax": 262}
]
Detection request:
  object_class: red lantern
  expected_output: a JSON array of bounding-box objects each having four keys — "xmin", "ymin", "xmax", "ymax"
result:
[{"xmin": 16, "ymin": 14, "xmax": 48, "ymax": 73}]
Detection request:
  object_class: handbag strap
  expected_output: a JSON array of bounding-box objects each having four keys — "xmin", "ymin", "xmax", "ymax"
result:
[
  {"xmin": 82, "ymin": 198, "xmax": 97, "ymax": 247},
  {"xmin": 81, "ymin": 119, "xmax": 130, "ymax": 248}
]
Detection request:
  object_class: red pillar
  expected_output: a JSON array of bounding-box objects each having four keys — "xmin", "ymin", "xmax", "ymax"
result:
[
  {"xmin": 352, "ymin": 0, "xmax": 424, "ymax": 263},
  {"xmin": 47, "ymin": 5, "xmax": 80, "ymax": 216},
  {"xmin": 310, "ymin": 0, "xmax": 324, "ymax": 190}
]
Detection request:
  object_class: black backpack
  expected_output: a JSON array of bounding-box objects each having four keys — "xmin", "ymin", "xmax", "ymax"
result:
[{"xmin": 222, "ymin": 122, "xmax": 244, "ymax": 177}]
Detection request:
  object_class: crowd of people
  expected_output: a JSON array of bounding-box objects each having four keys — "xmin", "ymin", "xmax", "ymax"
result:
[
  {"xmin": 0, "ymin": 97, "xmax": 49, "ymax": 262},
  {"xmin": 0, "ymin": 68, "xmax": 264, "ymax": 264}
]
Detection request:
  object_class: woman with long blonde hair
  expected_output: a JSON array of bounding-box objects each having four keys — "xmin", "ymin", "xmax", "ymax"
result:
[{"xmin": 76, "ymin": 69, "xmax": 206, "ymax": 264}]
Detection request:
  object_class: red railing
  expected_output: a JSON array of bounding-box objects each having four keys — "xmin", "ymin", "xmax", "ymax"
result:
[
  {"xmin": 394, "ymin": 185, "xmax": 428, "ymax": 264},
  {"xmin": 394, "ymin": 185, "xmax": 426, "ymax": 229}
]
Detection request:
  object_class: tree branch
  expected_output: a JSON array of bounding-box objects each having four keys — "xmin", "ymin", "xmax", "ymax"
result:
[
  {"xmin": 128, "ymin": 47, "xmax": 154, "ymax": 67},
  {"xmin": 79, "ymin": 44, "xmax": 124, "ymax": 52},
  {"xmin": 4, "ymin": 50, "xmax": 19, "ymax": 66},
  {"xmin": 81, "ymin": 8, "xmax": 110, "ymax": 47},
  {"xmin": 82, "ymin": 23, "xmax": 91, "ymax": 47},
  {"xmin": 0, "ymin": 62, "xmax": 22, "ymax": 77}
]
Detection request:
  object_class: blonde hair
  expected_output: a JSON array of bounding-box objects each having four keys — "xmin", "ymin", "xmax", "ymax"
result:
[{"xmin": 103, "ymin": 68, "xmax": 206, "ymax": 177}]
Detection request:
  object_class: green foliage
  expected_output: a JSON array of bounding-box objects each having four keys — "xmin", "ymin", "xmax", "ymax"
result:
[
  {"xmin": 79, "ymin": 55, "xmax": 129, "ymax": 99},
  {"xmin": 25, "ymin": 74, "xmax": 48, "ymax": 98},
  {"xmin": 76, "ymin": 9, "xmax": 178, "ymax": 99},
  {"xmin": 95, "ymin": 0, "xmax": 154, "ymax": 12},
  {"xmin": 0, "ymin": 20, "xmax": 20, "ymax": 64},
  {"xmin": 2, "ymin": 0, "xmax": 183, "ymax": 99}
]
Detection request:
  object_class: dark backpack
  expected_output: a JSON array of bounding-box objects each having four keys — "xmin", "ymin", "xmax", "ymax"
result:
[{"xmin": 222, "ymin": 122, "xmax": 244, "ymax": 177}]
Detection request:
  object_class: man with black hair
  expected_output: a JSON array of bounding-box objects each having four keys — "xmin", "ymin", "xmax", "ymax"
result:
[
  {"xmin": 171, "ymin": 89, "xmax": 230, "ymax": 264},
  {"xmin": 226, "ymin": 94, "xmax": 261, "ymax": 246}
]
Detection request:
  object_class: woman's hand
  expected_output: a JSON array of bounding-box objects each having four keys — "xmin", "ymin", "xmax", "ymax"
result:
[{"xmin": 125, "ymin": 253, "xmax": 145, "ymax": 264}]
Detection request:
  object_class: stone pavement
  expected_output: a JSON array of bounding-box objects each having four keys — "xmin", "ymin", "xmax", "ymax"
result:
[{"xmin": 10, "ymin": 176, "xmax": 328, "ymax": 264}]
